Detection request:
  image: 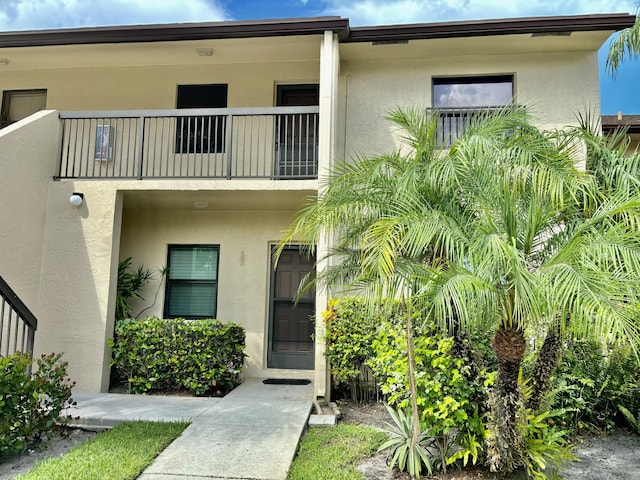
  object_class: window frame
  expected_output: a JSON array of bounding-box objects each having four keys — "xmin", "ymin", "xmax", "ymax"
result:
[
  {"xmin": 1, "ymin": 89, "xmax": 47, "ymax": 129},
  {"xmin": 164, "ymin": 244, "xmax": 220, "ymax": 319},
  {"xmin": 432, "ymin": 75, "xmax": 514, "ymax": 109},
  {"xmin": 431, "ymin": 75, "xmax": 514, "ymax": 146}
]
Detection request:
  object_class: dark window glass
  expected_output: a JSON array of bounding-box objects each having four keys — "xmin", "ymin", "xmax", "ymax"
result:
[
  {"xmin": 275, "ymin": 84, "xmax": 319, "ymax": 178},
  {"xmin": 165, "ymin": 245, "xmax": 219, "ymax": 319},
  {"xmin": 176, "ymin": 84, "xmax": 228, "ymax": 154}
]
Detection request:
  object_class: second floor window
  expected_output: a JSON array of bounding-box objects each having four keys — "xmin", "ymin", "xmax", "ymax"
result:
[
  {"xmin": 1, "ymin": 89, "xmax": 47, "ymax": 129},
  {"xmin": 432, "ymin": 75, "xmax": 513, "ymax": 146},
  {"xmin": 176, "ymin": 84, "xmax": 228, "ymax": 154}
]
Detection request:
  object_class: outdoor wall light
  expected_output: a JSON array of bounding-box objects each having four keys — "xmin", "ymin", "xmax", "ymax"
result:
[{"xmin": 69, "ymin": 192, "xmax": 84, "ymax": 206}]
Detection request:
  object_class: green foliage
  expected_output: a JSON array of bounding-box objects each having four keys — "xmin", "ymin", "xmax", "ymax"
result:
[
  {"xmin": 521, "ymin": 409, "xmax": 576, "ymax": 480},
  {"xmin": 378, "ymin": 404, "xmax": 433, "ymax": 478},
  {"xmin": 618, "ymin": 404, "xmax": 640, "ymax": 434},
  {"xmin": 109, "ymin": 317, "xmax": 245, "ymax": 395},
  {"xmin": 287, "ymin": 424, "xmax": 386, "ymax": 480},
  {"xmin": 322, "ymin": 297, "xmax": 399, "ymax": 401},
  {"xmin": 16, "ymin": 420, "xmax": 189, "ymax": 480},
  {"xmin": 116, "ymin": 257, "xmax": 154, "ymax": 320},
  {"xmin": 0, "ymin": 353, "xmax": 75, "ymax": 458},
  {"xmin": 368, "ymin": 320, "xmax": 492, "ymax": 472},
  {"xmin": 606, "ymin": 8, "xmax": 640, "ymax": 75},
  {"xmin": 323, "ymin": 297, "xmax": 378, "ymax": 384},
  {"xmin": 549, "ymin": 340, "xmax": 640, "ymax": 433}
]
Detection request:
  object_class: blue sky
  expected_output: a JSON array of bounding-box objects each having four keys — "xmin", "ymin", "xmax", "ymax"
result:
[{"xmin": 0, "ymin": 0, "xmax": 637, "ymax": 114}]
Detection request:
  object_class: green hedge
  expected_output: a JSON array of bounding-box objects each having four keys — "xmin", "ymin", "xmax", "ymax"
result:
[
  {"xmin": 110, "ymin": 317, "xmax": 246, "ymax": 395},
  {"xmin": 0, "ymin": 353, "xmax": 75, "ymax": 458}
]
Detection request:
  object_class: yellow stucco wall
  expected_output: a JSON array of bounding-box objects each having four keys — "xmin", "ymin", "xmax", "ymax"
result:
[
  {"xmin": 336, "ymin": 51, "xmax": 599, "ymax": 160},
  {"xmin": 118, "ymin": 207, "xmax": 308, "ymax": 379},
  {"xmin": 1, "ymin": 62, "xmax": 320, "ymax": 111},
  {"xmin": 0, "ymin": 111, "xmax": 60, "ymax": 310}
]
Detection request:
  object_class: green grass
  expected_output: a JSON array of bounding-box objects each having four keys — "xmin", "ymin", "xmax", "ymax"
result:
[
  {"xmin": 16, "ymin": 420, "xmax": 189, "ymax": 480},
  {"xmin": 287, "ymin": 424, "xmax": 387, "ymax": 480}
]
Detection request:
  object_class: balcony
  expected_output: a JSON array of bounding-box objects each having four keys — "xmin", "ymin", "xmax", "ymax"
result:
[{"xmin": 57, "ymin": 106, "xmax": 319, "ymax": 180}]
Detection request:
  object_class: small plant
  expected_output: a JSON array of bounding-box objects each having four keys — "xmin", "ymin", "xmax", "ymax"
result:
[
  {"xmin": 0, "ymin": 353, "xmax": 75, "ymax": 458},
  {"xmin": 521, "ymin": 408, "xmax": 576, "ymax": 480},
  {"xmin": 618, "ymin": 405, "xmax": 640, "ymax": 434},
  {"xmin": 116, "ymin": 257, "xmax": 154, "ymax": 320},
  {"xmin": 378, "ymin": 404, "xmax": 433, "ymax": 478}
]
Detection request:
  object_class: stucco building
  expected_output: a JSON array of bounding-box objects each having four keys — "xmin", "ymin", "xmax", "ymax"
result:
[{"xmin": 0, "ymin": 13, "xmax": 634, "ymax": 398}]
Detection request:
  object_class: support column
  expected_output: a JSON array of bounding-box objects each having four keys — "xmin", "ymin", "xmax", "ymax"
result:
[{"xmin": 314, "ymin": 30, "xmax": 340, "ymax": 400}]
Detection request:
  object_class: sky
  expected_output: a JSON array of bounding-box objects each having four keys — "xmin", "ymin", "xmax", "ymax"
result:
[{"xmin": 0, "ymin": 0, "xmax": 637, "ymax": 114}]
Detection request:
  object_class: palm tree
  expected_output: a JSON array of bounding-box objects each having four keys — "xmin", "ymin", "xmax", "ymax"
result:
[
  {"xmin": 607, "ymin": 7, "xmax": 640, "ymax": 75},
  {"xmin": 279, "ymin": 105, "xmax": 640, "ymax": 475}
]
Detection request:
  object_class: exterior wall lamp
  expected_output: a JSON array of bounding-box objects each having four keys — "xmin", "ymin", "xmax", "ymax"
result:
[{"xmin": 69, "ymin": 192, "xmax": 84, "ymax": 206}]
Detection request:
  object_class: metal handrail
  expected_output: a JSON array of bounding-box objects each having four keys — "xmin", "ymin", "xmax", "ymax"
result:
[
  {"xmin": 0, "ymin": 274, "xmax": 37, "ymax": 357},
  {"xmin": 57, "ymin": 106, "xmax": 319, "ymax": 180}
]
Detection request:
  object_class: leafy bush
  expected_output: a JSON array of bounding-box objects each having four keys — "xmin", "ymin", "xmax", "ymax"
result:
[
  {"xmin": 0, "ymin": 353, "xmax": 75, "ymax": 458},
  {"xmin": 109, "ymin": 317, "xmax": 246, "ymax": 395},
  {"xmin": 322, "ymin": 297, "xmax": 395, "ymax": 401},
  {"xmin": 548, "ymin": 339, "xmax": 640, "ymax": 433},
  {"xmin": 368, "ymin": 320, "xmax": 492, "ymax": 471}
]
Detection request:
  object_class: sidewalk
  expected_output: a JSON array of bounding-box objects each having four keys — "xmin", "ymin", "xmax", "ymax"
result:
[{"xmin": 68, "ymin": 378, "xmax": 314, "ymax": 480}]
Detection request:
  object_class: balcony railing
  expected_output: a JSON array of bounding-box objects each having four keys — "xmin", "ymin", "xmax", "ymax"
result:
[
  {"xmin": 57, "ymin": 106, "xmax": 319, "ymax": 180},
  {"xmin": 0, "ymin": 275, "xmax": 37, "ymax": 358},
  {"xmin": 428, "ymin": 107, "xmax": 496, "ymax": 147}
]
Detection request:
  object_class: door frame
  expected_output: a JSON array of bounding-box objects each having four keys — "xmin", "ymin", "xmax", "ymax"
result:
[{"xmin": 267, "ymin": 244, "xmax": 315, "ymax": 370}]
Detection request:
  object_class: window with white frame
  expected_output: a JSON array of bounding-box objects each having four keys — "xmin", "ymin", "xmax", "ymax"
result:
[
  {"xmin": 432, "ymin": 75, "xmax": 513, "ymax": 146},
  {"xmin": 164, "ymin": 245, "xmax": 219, "ymax": 319}
]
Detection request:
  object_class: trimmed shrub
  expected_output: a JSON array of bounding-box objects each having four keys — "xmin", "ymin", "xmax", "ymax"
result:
[
  {"xmin": 110, "ymin": 317, "xmax": 246, "ymax": 395},
  {"xmin": 0, "ymin": 353, "xmax": 75, "ymax": 458}
]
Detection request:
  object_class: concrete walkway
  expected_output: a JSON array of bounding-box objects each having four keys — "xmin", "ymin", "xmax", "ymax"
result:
[{"xmin": 67, "ymin": 378, "xmax": 314, "ymax": 480}]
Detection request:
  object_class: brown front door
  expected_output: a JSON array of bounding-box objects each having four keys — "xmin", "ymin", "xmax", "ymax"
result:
[{"xmin": 268, "ymin": 246, "xmax": 315, "ymax": 370}]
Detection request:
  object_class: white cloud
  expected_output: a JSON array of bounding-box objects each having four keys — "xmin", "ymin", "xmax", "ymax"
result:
[
  {"xmin": 315, "ymin": 0, "xmax": 637, "ymax": 26},
  {"xmin": 0, "ymin": 0, "xmax": 228, "ymax": 31}
]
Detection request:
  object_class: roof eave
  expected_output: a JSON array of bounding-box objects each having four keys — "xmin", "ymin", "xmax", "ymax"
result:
[
  {"xmin": 0, "ymin": 17, "xmax": 351, "ymax": 48},
  {"xmin": 346, "ymin": 13, "xmax": 636, "ymax": 43}
]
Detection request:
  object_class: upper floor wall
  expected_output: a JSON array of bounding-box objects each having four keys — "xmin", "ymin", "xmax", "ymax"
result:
[
  {"xmin": 0, "ymin": 36, "xmax": 323, "ymax": 112},
  {"xmin": 0, "ymin": 14, "xmax": 634, "ymax": 175}
]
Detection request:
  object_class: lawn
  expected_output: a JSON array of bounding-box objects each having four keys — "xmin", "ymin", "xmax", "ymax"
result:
[
  {"xmin": 287, "ymin": 424, "xmax": 387, "ymax": 480},
  {"xmin": 16, "ymin": 420, "xmax": 189, "ymax": 480}
]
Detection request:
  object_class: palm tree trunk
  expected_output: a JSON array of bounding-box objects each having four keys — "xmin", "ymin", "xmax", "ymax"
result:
[
  {"xmin": 487, "ymin": 324, "xmax": 526, "ymax": 474},
  {"xmin": 403, "ymin": 296, "xmax": 421, "ymax": 471},
  {"xmin": 526, "ymin": 318, "xmax": 565, "ymax": 412}
]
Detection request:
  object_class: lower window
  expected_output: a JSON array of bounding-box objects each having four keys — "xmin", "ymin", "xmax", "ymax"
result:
[{"xmin": 164, "ymin": 245, "xmax": 219, "ymax": 319}]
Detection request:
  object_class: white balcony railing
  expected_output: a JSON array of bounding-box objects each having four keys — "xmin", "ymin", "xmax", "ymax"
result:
[{"xmin": 57, "ymin": 107, "xmax": 319, "ymax": 179}]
